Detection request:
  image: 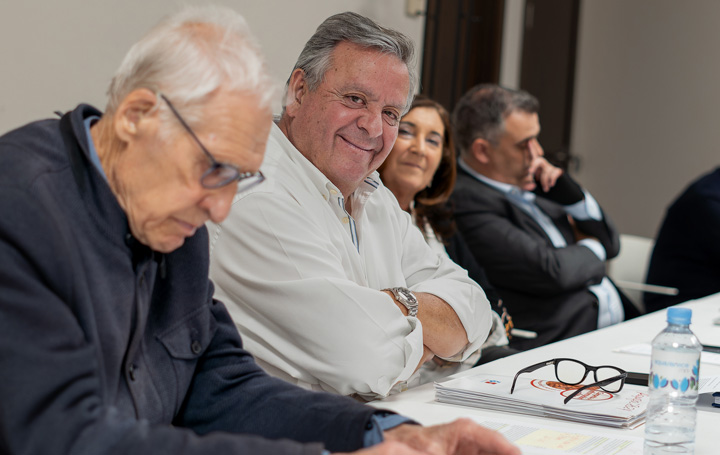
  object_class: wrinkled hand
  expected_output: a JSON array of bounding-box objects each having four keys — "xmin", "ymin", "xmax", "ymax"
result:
[
  {"xmin": 382, "ymin": 419, "xmax": 521, "ymax": 455},
  {"xmin": 334, "ymin": 440, "xmax": 426, "ymax": 455}
]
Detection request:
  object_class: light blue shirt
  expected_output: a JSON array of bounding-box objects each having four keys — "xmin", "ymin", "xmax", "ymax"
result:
[
  {"xmin": 83, "ymin": 115, "xmax": 107, "ymax": 181},
  {"xmin": 458, "ymin": 159, "xmax": 624, "ymax": 327},
  {"xmin": 321, "ymin": 413, "xmax": 412, "ymax": 454}
]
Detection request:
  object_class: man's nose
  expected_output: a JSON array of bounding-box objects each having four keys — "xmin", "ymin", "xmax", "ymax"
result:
[
  {"xmin": 356, "ymin": 109, "xmax": 383, "ymax": 138},
  {"xmin": 529, "ymin": 138, "xmax": 544, "ymax": 158},
  {"xmin": 201, "ymin": 185, "xmax": 235, "ymax": 224}
]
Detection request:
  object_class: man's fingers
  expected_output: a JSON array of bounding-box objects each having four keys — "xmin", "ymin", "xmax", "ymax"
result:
[
  {"xmin": 345, "ymin": 440, "xmax": 427, "ymax": 455},
  {"xmin": 386, "ymin": 419, "xmax": 521, "ymax": 455},
  {"xmin": 449, "ymin": 418, "xmax": 522, "ymax": 455}
]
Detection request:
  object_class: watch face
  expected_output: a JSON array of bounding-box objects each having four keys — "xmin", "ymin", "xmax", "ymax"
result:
[{"xmin": 398, "ymin": 288, "xmax": 416, "ymax": 303}]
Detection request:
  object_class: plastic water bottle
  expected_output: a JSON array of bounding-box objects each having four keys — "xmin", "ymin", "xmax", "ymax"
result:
[{"xmin": 644, "ymin": 307, "xmax": 701, "ymax": 455}]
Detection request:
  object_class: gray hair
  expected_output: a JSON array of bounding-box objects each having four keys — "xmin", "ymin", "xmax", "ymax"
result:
[
  {"xmin": 106, "ymin": 5, "xmax": 276, "ymax": 128},
  {"xmin": 285, "ymin": 11, "xmax": 416, "ymax": 112},
  {"xmin": 452, "ymin": 84, "xmax": 539, "ymax": 155}
]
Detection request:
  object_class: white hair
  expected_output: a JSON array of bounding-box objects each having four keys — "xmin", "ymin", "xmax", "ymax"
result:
[{"xmin": 106, "ymin": 5, "xmax": 276, "ymax": 127}]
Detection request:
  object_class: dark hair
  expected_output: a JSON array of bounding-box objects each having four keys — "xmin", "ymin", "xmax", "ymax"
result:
[
  {"xmin": 380, "ymin": 95, "xmax": 457, "ymax": 240},
  {"xmin": 452, "ymin": 84, "xmax": 539, "ymax": 155}
]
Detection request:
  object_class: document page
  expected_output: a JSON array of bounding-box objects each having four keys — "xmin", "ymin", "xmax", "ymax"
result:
[
  {"xmin": 475, "ymin": 418, "xmax": 643, "ymax": 455},
  {"xmin": 615, "ymin": 343, "xmax": 720, "ymax": 366}
]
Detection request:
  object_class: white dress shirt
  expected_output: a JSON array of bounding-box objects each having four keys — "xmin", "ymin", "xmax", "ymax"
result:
[{"xmin": 208, "ymin": 124, "xmax": 492, "ymax": 399}]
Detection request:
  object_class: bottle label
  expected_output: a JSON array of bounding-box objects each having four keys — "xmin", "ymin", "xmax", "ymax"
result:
[{"xmin": 649, "ymin": 351, "xmax": 700, "ymax": 392}]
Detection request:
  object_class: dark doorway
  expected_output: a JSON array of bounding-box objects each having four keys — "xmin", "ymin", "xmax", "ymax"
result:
[
  {"xmin": 420, "ymin": 0, "xmax": 505, "ymax": 114},
  {"xmin": 420, "ymin": 0, "xmax": 580, "ymax": 170},
  {"xmin": 520, "ymin": 0, "xmax": 581, "ymax": 169}
]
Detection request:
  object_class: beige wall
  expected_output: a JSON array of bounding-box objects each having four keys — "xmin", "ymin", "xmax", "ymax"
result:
[
  {"xmin": 5, "ymin": 0, "xmax": 715, "ymax": 241},
  {"xmin": 571, "ymin": 0, "xmax": 720, "ymax": 238},
  {"xmin": 0, "ymin": 0, "xmax": 425, "ymax": 133}
]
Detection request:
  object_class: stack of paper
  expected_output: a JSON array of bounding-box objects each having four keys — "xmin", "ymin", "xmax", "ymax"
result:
[{"xmin": 435, "ymin": 373, "xmax": 648, "ymax": 429}]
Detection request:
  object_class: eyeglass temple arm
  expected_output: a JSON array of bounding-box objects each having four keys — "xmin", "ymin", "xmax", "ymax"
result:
[
  {"xmin": 562, "ymin": 373, "xmax": 628, "ymax": 405},
  {"xmin": 510, "ymin": 360, "xmax": 556, "ymax": 394},
  {"xmin": 158, "ymin": 93, "xmax": 217, "ymax": 165}
]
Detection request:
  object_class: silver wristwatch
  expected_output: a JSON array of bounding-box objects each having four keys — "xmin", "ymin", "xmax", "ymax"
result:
[{"xmin": 386, "ymin": 287, "xmax": 418, "ymax": 317}]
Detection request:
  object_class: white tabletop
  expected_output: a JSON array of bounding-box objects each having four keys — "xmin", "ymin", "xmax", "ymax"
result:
[{"xmin": 370, "ymin": 294, "xmax": 720, "ymax": 454}]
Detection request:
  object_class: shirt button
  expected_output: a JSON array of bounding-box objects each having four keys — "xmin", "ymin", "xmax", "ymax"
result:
[
  {"xmin": 342, "ymin": 217, "xmax": 349, "ymax": 224},
  {"xmin": 128, "ymin": 364, "xmax": 136, "ymax": 381},
  {"xmin": 330, "ymin": 189, "xmax": 338, "ymax": 195},
  {"xmin": 191, "ymin": 340, "xmax": 202, "ymax": 355}
]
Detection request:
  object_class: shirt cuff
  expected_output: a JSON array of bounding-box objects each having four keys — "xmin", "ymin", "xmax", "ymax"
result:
[
  {"xmin": 564, "ymin": 190, "xmax": 602, "ymax": 221},
  {"xmin": 363, "ymin": 412, "xmax": 416, "ymax": 447},
  {"xmin": 578, "ymin": 238, "xmax": 606, "ymax": 261}
]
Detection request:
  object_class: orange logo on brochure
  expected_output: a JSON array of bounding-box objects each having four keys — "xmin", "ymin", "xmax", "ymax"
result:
[{"xmin": 530, "ymin": 379, "xmax": 613, "ymax": 401}]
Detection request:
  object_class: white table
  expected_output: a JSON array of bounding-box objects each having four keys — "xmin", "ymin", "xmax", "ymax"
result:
[{"xmin": 371, "ymin": 295, "xmax": 720, "ymax": 454}]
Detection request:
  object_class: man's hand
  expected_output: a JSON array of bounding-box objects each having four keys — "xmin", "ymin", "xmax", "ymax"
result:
[
  {"xmin": 334, "ymin": 440, "xmax": 427, "ymax": 455},
  {"xmin": 381, "ymin": 419, "xmax": 521, "ymax": 455},
  {"xmin": 568, "ymin": 216, "xmax": 598, "ymax": 243},
  {"xmin": 530, "ymin": 156, "xmax": 563, "ymax": 193}
]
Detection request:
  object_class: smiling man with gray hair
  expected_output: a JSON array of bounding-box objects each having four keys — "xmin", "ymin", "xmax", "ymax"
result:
[{"xmin": 209, "ymin": 12, "xmax": 494, "ymax": 401}]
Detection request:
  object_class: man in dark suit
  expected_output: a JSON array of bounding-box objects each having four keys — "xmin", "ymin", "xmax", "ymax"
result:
[
  {"xmin": 645, "ymin": 168, "xmax": 720, "ymax": 312},
  {"xmin": 450, "ymin": 84, "xmax": 638, "ymax": 350}
]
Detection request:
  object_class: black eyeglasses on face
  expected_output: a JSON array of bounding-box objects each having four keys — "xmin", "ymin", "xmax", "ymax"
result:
[
  {"xmin": 510, "ymin": 358, "xmax": 628, "ymax": 405},
  {"xmin": 158, "ymin": 93, "xmax": 265, "ymax": 191}
]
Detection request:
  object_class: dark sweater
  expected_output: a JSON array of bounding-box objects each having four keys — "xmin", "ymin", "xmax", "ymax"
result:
[{"xmin": 0, "ymin": 105, "xmax": 376, "ymax": 455}]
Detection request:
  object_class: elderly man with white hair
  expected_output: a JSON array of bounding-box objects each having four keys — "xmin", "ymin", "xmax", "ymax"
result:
[{"xmin": 0, "ymin": 6, "xmax": 519, "ymax": 455}]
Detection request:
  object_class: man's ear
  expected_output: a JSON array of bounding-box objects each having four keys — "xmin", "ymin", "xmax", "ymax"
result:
[
  {"xmin": 114, "ymin": 88, "xmax": 160, "ymax": 143},
  {"xmin": 471, "ymin": 138, "xmax": 492, "ymax": 165},
  {"xmin": 284, "ymin": 68, "xmax": 309, "ymax": 117}
]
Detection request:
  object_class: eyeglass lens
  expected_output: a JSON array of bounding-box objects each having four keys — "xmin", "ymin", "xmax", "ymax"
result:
[{"xmin": 555, "ymin": 359, "xmax": 624, "ymax": 393}]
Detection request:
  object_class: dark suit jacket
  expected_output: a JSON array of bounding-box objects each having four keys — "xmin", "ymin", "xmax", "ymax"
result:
[
  {"xmin": 645, "ymin": 168, "xmax": 720, "ymax": 312},
  {"xmin": 451, "ymin": 167, "xmax": 632, "ymax": 350}
]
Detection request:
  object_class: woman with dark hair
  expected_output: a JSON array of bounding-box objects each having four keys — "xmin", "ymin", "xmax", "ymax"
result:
[{"xmin": 380, "ymin": 95, "xmax": 517, "ymax": 367}]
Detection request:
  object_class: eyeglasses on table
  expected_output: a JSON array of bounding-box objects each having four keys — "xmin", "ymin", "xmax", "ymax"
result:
[{"xmin": 510, "ymin": 358, "xmax": 628, "ymax": 405}]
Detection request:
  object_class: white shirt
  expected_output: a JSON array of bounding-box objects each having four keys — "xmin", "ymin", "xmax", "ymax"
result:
[{"xmin": 208, "ymin": 124, "xmax": 491, "ymax": 400}]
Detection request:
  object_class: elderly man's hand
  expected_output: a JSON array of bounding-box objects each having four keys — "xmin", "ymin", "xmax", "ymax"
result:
[
  {"xmin": 380, "ymin": 419, "xmax": 521, "ymax": 455},
  {"xmin": 335, "ymin": 440, "xmax": 426, "ymax": 455}
]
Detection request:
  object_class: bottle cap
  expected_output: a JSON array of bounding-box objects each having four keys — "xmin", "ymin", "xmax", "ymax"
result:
[{"xmin": 667, "ymin": 307, "xmax": 692, "ymax": 325}]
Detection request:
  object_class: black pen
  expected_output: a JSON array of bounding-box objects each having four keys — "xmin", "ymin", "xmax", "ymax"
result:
[{"xmin": 702, "ymin": 344, "xmax": 720, "ymax": 354}]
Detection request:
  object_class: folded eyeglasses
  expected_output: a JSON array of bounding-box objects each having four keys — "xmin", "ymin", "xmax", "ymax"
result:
[{"xmin": 510, "ymin": 358, "xmax": 628, "ymax": 405}]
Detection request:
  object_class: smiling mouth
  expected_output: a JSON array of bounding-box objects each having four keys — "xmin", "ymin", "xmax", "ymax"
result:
[
  {"xmin": 339, "ymin": 135, "xmax": 377, "ymax": 153},
  {"xmin": 401, "ymin": 162, "xmax": 424, "ymax": 170}
]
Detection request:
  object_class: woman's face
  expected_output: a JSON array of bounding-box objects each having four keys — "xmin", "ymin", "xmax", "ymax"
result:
[{"xmin": 381, "ymin": 107, "xmax": 445, "ymax": 201}]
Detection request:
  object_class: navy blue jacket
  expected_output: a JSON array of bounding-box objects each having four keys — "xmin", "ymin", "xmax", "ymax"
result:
[
  {"xmin": 0, "ymin": 105, "xmax": 377, "ymax": 455},
  {"xmin": 645, "ymin": 168, "xmax": 720, "ymax": 312}
]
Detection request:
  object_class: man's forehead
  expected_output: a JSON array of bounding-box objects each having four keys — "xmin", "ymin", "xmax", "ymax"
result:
[
  {"xmin": 502, "ymin": 110, "xmax": 540, "ymax": 142},
  {"xmin": 327, "ymin": 43, "xmax": 410, "ymax": 109}
]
